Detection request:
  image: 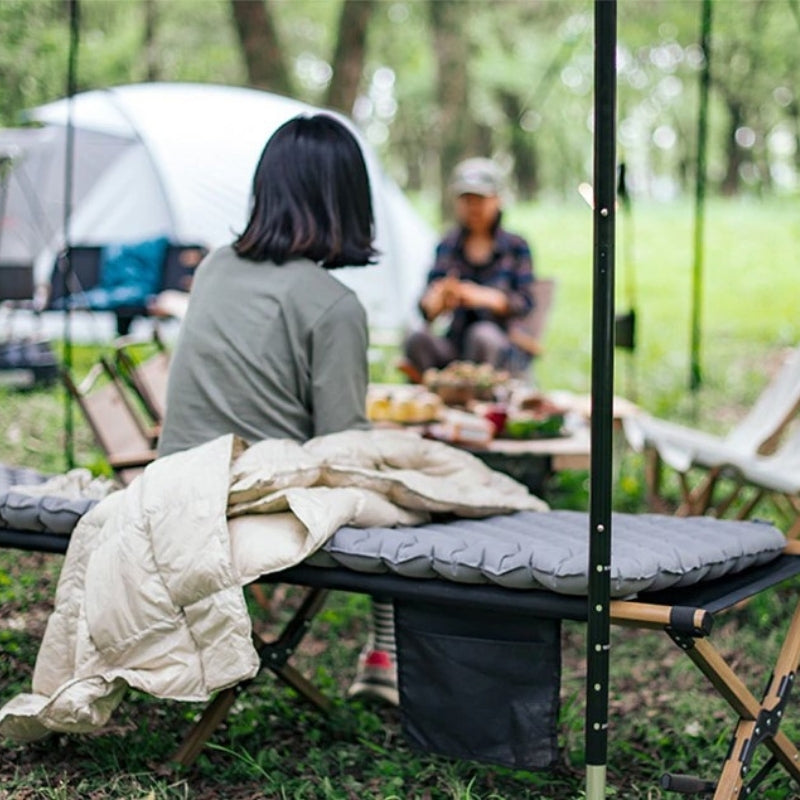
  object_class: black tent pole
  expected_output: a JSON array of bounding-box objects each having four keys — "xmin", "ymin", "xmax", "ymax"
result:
[
  {"xmin": 586, "ymin": 1, "xmax": 616, "ymax": 798},
  {"xmin": 689, "ymin": 0, "xmax": 712, "ymax": 393},
  {"xmin": 62, "ymin": 0, "xmax": 79, "ymax": 469}
]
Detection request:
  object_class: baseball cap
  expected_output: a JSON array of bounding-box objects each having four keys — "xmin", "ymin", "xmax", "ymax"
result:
[{"xmin": 449, "ymin": 158, "xmax": 503, "ymax": 197}]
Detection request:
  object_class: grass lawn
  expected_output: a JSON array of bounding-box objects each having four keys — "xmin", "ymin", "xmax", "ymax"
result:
[
  {"xmin": 1, "ymin": 196, "xmax": 800, "ymax": 798},
  {"xmin": 504, "ymin": 194, "xmax": 800, "ymax": 414}
]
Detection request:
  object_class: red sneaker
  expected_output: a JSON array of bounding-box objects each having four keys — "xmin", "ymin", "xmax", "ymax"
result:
[{"xmin": 347, "ymin": 647, "xmax": 399, "ymax": 706}]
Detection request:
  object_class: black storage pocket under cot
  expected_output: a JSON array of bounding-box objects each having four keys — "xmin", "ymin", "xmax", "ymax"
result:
[{"xmin": 394, "ymin": 599, "xmax": 561, "ymax": 770}]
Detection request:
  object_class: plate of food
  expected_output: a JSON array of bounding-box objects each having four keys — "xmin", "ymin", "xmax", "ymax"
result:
[{"xmin": 366, "ymin": 388, "xmax": 443, "ymax": 425}]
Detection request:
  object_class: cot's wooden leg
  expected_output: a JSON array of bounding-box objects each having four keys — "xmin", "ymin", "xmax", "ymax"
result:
[
  {"xmin": 670, "ymin": 599, "xmax": 800, "ymax": 798},
  {"xmin": 172, "ymin": 586, "xmax": 331, "ymax": 768},
  {"xmin": 271, "ymin": 661, "xmax": 333, "ymax": 712},
  {"xmin": 172, "ymin": 686, "xmax": 240, "ymax": 767},
  {"xmin": 254, "ymin": 586, "xmax": 333, "ymax": 712},
  {"xmin": 248, "ymin": 583, "xmax": 273, "ymax": 612}
]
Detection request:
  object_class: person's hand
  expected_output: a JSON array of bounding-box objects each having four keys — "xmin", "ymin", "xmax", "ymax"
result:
[
  {"xmin": 419, "ymin": 278, "xmax": 446, "ymax": 319},
  {"xmin": 440, "ymin": 274, "xmax": 462, "ymax": 310},
  {"xmin": 456, "ymin": 281, "xmax": 509, "ymax": 315},
  {"xmin": 420, "ymin": 277, "xmax": 457, "ymax": 319}
]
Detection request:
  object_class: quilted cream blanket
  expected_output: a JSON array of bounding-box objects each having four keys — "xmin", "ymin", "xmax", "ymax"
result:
[{"xmin": 0, "ymin": 428, "xmax": 546, "ymax": 740}]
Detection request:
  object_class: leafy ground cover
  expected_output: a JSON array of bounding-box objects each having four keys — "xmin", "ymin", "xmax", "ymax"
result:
[{"xmin": 2, "ymin": 197, "xmax": 800, "ymax": 798}]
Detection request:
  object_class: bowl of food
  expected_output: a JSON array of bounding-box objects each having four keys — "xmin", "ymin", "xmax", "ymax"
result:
[{"xmin": 423, "ymin": 361, "xmax": 510, "ymax": 407}]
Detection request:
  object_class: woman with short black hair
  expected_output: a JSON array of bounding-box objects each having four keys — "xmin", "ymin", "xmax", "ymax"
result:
[
  {"xmin": 233, "ymin": 114, "xmax": 377, "ymax": 268},
  {"xmin": 159, "ymin": 114, "xmax": 377, "ymax": 457}
]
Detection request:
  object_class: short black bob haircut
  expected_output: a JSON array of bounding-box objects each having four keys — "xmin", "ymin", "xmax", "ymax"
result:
[{"xmin": 233, "ymin": 114, "xmax": 378, "ymax": 269}]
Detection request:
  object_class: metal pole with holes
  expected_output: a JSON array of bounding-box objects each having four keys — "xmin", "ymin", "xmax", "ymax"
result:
[{"xmin": 586, "ymin": 1, "xmax": 616, "ymax": 797}]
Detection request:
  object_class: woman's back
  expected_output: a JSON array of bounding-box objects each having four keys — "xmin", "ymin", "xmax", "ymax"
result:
[{"xmin": 158, "ymin": 246, "xmax": 369, "ymax": 456}]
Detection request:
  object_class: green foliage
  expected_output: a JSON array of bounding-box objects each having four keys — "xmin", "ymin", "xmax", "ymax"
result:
[
  {"xmin": 0, "ymin": 0, "xmax": 71, "ymax": 125},
  {"xmin": 3, "ymin": 1, "xmax": 800, "ymax": 200}
]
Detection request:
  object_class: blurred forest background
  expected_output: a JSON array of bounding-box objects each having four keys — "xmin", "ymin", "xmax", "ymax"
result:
[{"xmin": 2, "ymin": 0, "xmax": 800, "ymax": 214}]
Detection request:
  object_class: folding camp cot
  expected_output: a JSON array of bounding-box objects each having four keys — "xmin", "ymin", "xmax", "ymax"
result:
[{"xmin": 2, "ymin": 470, "xmax": 800, "ymax": 798}]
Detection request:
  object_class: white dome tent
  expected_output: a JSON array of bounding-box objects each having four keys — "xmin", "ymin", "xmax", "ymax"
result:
[{"xmin": 1, "ymin": 82, "xmax": 435, "ymax": 334}]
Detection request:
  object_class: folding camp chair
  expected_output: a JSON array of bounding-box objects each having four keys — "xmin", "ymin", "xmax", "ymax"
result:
[
  {"xmin": 623, "ymin": 345, "xmax": 800, "ymax": 514},
  {"xmin": 508, "ymin": 277, "xmax": 556, "ymax": 360},
  {"xmin": 502, "ymin": 277, "xmax": 557, "ymax": 380},
  {"xmin": 62, "ymin": 357, "xmax": 158, "ymax": 485},
  {"xmin": 704, "ymin": 425, "xmax": 800, "ymax": 537},
  {"xmin": 113, "ymin": 333, "xmax": 171, "ymax": 428},
  {"xmin": 47, "ymin": 243, "xmax": 206, "ymax": 336}
]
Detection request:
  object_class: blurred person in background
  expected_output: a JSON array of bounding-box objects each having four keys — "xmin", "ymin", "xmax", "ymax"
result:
[{"xmin": 402, "ymin": 157, "xmax": 536, "ymax": 382}]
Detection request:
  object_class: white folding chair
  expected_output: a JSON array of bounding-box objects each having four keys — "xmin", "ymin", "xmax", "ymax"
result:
[{"xmin": 623, "ymin": 346, "xmax": 800, "ymax": 514}]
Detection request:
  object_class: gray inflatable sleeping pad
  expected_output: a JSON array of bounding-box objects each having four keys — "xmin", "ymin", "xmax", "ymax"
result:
[
  {"xmin": 307, "ymin": 510, "xmax": 786, "ymax": 597},
  {"xmin": 0, "ymin": 466, "xmax": 786, "ymax": 597}
]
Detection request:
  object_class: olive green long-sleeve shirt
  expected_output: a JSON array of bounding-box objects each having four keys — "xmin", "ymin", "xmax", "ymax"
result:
[{"xmin": 158, "ymin": 246, "xmax": 369, "ymax": 457}]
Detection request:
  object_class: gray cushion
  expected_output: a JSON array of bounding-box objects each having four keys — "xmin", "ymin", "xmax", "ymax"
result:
[{"xmin": 0, "ymin": 464, "xmax": 51, "ymax": 494}]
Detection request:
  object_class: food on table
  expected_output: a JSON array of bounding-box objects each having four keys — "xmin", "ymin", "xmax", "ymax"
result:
[
  {"xmin": 366, "ymin": 388, "xmax": 442, "ymax": 424},
  {"xmin": 366, "ymin": 395, "xmax": 393, "ymax": 422},
  {"xmin": 482, "ymin": 405, "xmax": 508, "ymax": 436},
  {"xmin": 503, "ymin": 412, "xmax": 566, "ymax": 439},
  {"xmin": 478, "ymin": 391, "xmax": 570, "ymax": 439},
  {"xmin": 427, "ymin": 408, "xmax": 495, "ymax": 447},
  {"xmin": 518, "ymin": 393, "xmax": 568, "ymax": 417},
  {"xmin": 422, "ymin": 361, "xmax": 511, "ymax": 405}
]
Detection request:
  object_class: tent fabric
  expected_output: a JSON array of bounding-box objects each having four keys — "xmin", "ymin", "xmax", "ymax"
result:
[
  {"xmin": 2, "ymin": 83, "xmax": 436, "ymax": 330},
  {"xmin": 0, "ymin": 126, "xmax": 131, "ymax": 267}
]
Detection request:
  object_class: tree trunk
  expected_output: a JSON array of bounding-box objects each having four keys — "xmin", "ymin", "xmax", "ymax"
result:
[
  {"xmin": 325, "ymin": 0, "xmax": 375, "ymax": 114},
  {"xmin": 429, "ymin": 0, "xmax": 474, "ymax": 217},
  {"xmin": 229, "ymin": 0, "xmax": 292, "ymax": 96},
  {"xmin": 499, "ymin": 91, "xmax": 539, "ymax": 199},
  {"xmin": 143, "ymin": 0, "xmax": 159, "ymax": 82},
  {"xmin": 720, "ymin": 99, "xmax": 743, "ymax": 196}
]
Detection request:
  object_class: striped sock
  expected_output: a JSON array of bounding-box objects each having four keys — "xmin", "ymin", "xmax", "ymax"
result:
[{"xmin": 371, "ymin": 598, "xmax": 396, "ymax": 661}]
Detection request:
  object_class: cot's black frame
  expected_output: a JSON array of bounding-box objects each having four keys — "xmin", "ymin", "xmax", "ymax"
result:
[{"xmin": 3, "ymin": 525, "xmax": 800, "ymax": 796}]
